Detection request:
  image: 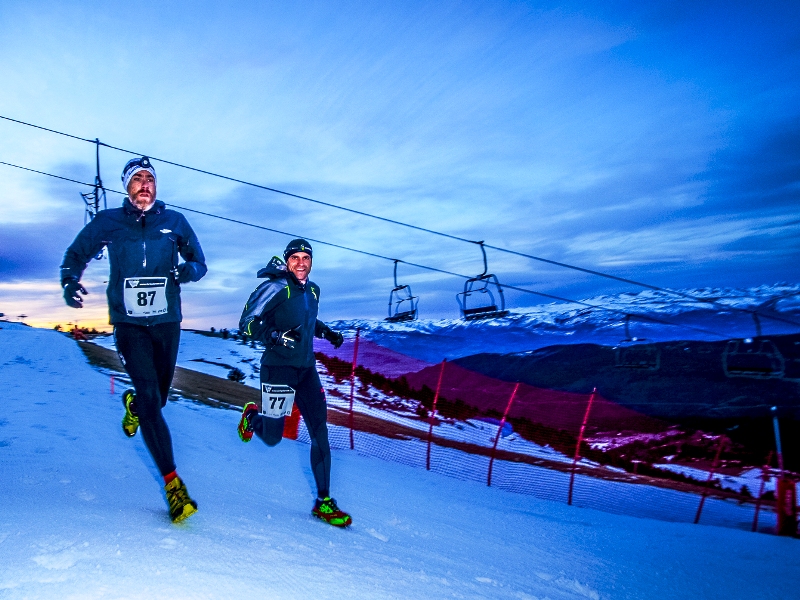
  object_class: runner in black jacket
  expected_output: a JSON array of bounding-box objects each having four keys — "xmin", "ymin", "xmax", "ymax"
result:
[
  {"xmin": 238, "ymin": 239, "xmax": 352, "ymax": 527},
  {"xmin": 60, "ymin": 156, "xmax": 206, "ymax": 523}
]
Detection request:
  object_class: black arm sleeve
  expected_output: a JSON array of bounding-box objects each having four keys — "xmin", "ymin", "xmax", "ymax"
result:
[
  {"xmin": 177, "ymin": 215, "xmax": 207, "ymax": 282},
  {"xmin": 59, "ymin": 218, "xmax": 107, "ymax": 284},
  {"xmin": 314, "ymin": 320, "xmax": 330, "ymax": 338}
]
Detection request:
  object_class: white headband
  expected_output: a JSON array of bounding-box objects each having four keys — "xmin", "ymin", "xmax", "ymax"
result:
[{"xmin": 121, "ymin": 158, "xmax": 157, "ymax": 192}]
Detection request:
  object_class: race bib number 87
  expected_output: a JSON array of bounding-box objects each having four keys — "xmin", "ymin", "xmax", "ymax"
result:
[
  {"xmin": 124, "ymin": 277, "xmax": 168, "ymax": 317},
  {"xmin": 261, "ymin": 384, "xmax": 296, "ymax": 418}
]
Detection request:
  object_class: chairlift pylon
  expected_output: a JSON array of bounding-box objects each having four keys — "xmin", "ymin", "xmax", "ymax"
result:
[
  {"xmin": 80, "ymin": 139, "xmax": 107, "ymax": 260},
  {"xmin": 615, "ymin": 314, "xmax": 660, "ymax": 370},
  {"xmin": 385, "ymin": 260, "xmax": 419, "ymax": 322},
  {"xmin": 456, "ymin": 241, "xmax": 509, "ymax": 321}
]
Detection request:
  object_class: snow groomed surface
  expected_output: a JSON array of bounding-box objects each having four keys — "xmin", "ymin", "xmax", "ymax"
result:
[
  {"xmin": 1, "ymin": 323, "xmax": 799, "ymax": 599},
  {"xmin": 93, "ymin": 330, "xmax": 782, "ymax": 532}
]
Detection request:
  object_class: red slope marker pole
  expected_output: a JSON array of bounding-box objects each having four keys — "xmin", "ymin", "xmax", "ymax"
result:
[
  {"xmin": 694, "ymin": 436, "xmax": 727, "ymax": 524},
  {"xmin": 772, "ymin": 406, "xmax": 798, "ymax": 536},
  {"xmin": 487, "ymin": 382, "xmax": 519, "ymax": 487},
  {"xmin": 772, "ymin": 406, "xmax": 785, "ymax": 474},
  {"xmin": 110, "ymin": 375, "xmax": 114, "ymax": 395},
  {"xmin": 348, "ymin": 329, "xmax": 360, "ymax": 450},
  {"xmin": 568, "ymin": 387, "xmax": 596, "ymax": 506},
  {"xmin": 752, "ymin": 451, "xmax": 773, "ymax": 533},
  {"xmin": 426, "ymin": 359, "xmax": 446, "ymax": 471}
]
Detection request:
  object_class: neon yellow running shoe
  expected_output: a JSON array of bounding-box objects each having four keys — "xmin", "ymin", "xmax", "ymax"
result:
[
  {"xmin": 122, "ymin": 389, "xmax": 139, "ymax": 438},
  {"xmin": 312, "ymin": 497, "xmax": 352, "ymax": 528},
  {"xmin": 238, "ymin": 402, "xmax": 258, "ymax": 442},
  {"xmin": 165, "ymin": 476, "xmax": 198, "ymax": 523}
]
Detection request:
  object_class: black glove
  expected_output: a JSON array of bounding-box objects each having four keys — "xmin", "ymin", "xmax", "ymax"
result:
[
  {"xmin": 322, "ymin": 327, "xmax": 344, "ymax": 349},
  {"xmin": 270, "ymin": 326, "xmax": 302, "ymax": 350},
  {"xmin": 172, "ymin": 263, "xmax": 194, "ymax": 284},
  {"xmin": 63, "ymin": 279, "xmax": 88, "ymax": 308}
]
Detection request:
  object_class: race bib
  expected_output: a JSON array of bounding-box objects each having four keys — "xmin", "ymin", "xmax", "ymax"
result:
[
  {"xmin": 124, "ymin": 277, "xmax": 168, "ymax": 317},
  {"xmin": 261, "ymin": 384, "xmax": 296, "ymax": 418}
]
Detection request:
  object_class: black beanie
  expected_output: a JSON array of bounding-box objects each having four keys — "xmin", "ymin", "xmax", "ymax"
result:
[{"xmin": 283, "ymin": 239, "xmax": 313, "ymax": 261}]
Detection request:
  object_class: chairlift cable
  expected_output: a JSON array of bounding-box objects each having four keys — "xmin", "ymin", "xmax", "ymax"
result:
[
  {"xmin": 0, "ymin": 159, "xmax": 778, "ymax": 340},
  {"xmin": 0, "ymin": 159, "xmax": 751, "ymax": 339},
  {"xmin": 0, "ymin": 161, "xmax": 102, "ymax": 187},
  {"xmin": 2, "ymin": 113, "xmax": 799, "ymax": 330}
]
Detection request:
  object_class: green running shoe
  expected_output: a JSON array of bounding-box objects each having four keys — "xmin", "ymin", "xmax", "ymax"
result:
[
  {"xmin": 312, "ymin": 497, "xmax": 352, "ymax": 528},
  {"xmin": 165, "ymin": 476, "xmax": 198, "ymax": 523},
  {"xmin": 122, "ymin": 389, "xmax": 139, "ymax": 438},
  {"xmin": 238, "ymin": 402, "xmax": 258, "ymax": 442}
]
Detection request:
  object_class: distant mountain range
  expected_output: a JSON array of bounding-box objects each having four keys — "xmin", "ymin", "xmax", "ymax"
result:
[{"xmin": 319, "ymin": 284, "xmax": 800, "ymax": 426}]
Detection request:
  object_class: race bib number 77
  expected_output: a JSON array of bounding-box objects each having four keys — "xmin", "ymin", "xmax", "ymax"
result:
[
  {"xmin": 124, "ymin": 277, "xmax": 168, "ymax": 317},
  {"xmin": 261, "ymin": 384, "xmax": 296, "ymax": 418}
]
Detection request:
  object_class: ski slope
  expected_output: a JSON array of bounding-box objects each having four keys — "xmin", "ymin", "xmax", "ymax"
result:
[
  {"xmin": 93, "ymin": 331, "xmax": 783, "ymax": 505},
  {"xmin": 92, "ymin": 331, "xmax": 575, "ymax": 463},
  {"xmin": 1, "ymin": 324, "xmax": 798, "ymax": 599}
]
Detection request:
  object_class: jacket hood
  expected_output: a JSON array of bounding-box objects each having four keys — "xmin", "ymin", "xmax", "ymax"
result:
[
  {"xmin": 257, "ymin": 255, "xmax": 308, "ymax": 288},
  {"xmin": 257, "ymin": 256, "xmax": 289, "ymax": 279}
]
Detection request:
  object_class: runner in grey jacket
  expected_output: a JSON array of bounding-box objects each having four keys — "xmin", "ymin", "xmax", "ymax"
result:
[{"xmin": 237, "ymin": 239, "xmax": 352, "ymax": 527}]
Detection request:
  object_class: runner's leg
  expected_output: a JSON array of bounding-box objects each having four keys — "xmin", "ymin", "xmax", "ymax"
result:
[
  {"xmin": 294, "ymin": 368, "xmax": 331, "ymax": 498},
  {"xmin": 251, "ymin": 365, "xmax": 292, "ymax": 446},
  {"xmin": 151, "ymin": 322, "xmax": 180, "ymax": 408},
  {"xmin": 114, "ymin": 323, "xmax": 176, "ymax": 476}
]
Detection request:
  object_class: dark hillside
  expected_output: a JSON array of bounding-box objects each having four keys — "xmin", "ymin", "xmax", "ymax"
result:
[{"xmin": 453, "ymin": 334, "xmax": 800, "ymax": 420}]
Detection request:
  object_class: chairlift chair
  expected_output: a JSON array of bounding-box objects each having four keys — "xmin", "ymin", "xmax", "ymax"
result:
[
  {"xmin": 385, "ymin": 260, "xmax": 419, "ymax": 322},
  {"xmin": 456, "ymin": 242, "xmax": 509, "ymax": 321},
  {"xmin": 615, "ymin": 344, "xmax": 661, "ymax": 370},
  {"xmin": 723, "ymin": 339, "xmax": 785, "ymax": 379},
  {"xmin": 614, "ymin": 314, "xmax": 660, "ymax": 370},
  {"xmin": 721, "ymin": 311, "xmax": 785, "ymax": 379}
]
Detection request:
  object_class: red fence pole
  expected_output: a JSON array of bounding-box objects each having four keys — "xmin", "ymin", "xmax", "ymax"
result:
[
  {"xmin": 348, "ymin": 329, "xmax": 360, "ymax": 450},
  {"xmin": 568, "ymin": 387, "xmax": 596, "ymax": 506},
  {"xmin": 694, "ymin": 436, "xmax": 727, "ymax": 524},
  {"xmin": 487, "ymin": 382, "xmax": 519, "ymax": 487},
  {"xmin": 752, "ymin": 451, "xmax": 773, "ymax": 533},
  {"xmin": 772, "ymin": 407, "xmax": 784, "ymax": 474},
  {"xmin": 772, "ymin": 407, "xmax": 798, "ymax": 536},
  {"xmin": 110, "ymin": 375, "xmax": 115, "ymax": 395},
  {"xmin": 426, "ymin": 360, "xmax": 446, "ymax": 471}
]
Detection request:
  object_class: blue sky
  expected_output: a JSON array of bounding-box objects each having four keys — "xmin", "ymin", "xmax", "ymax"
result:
[{"xmin": 0, "ymin": 0, "xmax": 798, "ymax": 329}]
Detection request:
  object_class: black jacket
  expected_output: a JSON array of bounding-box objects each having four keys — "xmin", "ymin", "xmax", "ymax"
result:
[
  {"xmin": 239, "ymin": 257, "xmax": 331, "ymax": 368},
  {"xmin": 60, "ymin": 199, "xmax": 207, "ymax": 325}
]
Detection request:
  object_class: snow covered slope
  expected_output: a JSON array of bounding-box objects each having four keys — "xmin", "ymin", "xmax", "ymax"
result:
[
  {"xmin": 1, "ymin": 323, "xmax": 799, "ymax": 599},
  {"xmin": 329, "ymin": 284, "xmax": 800, "ymax": 361}
]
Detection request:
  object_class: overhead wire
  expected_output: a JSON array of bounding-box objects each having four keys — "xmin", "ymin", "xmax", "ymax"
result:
[
  {"xmin": 0, "ymin": 159, "xmax": 734, "ymax": 340},
  {"xmin": 1, "ymin": 112, "xmax": 798, "ymax": 330}
]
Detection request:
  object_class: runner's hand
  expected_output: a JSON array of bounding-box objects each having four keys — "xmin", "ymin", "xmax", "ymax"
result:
[
  {"xmin": 322, "ymin": 327, "xmax": 344, "ymax": 349},
  {"xmin": 63, "ymin": 279, "xmax": 88, "ymax": 308},
  {"xmin": 271, "ymin": 326, "xmax": 302, "ymax": 349},
  {"xmin": 173, "ymin": 263, "xmax": 194, "ymax": 284}
]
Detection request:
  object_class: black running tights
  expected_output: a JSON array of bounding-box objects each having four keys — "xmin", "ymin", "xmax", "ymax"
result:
[
  {"xmin": 114, "ymin": 322, "xmax": 180, "ymax": 477},
  {"xmin": 252, "ymin": 365, "xmax": 331, "ymax": 498}
]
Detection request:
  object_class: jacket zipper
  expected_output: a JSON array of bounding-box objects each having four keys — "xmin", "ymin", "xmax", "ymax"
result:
[{"xmin": 141, "ymin": 216, "xmax": 147, "ymax": 267}]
